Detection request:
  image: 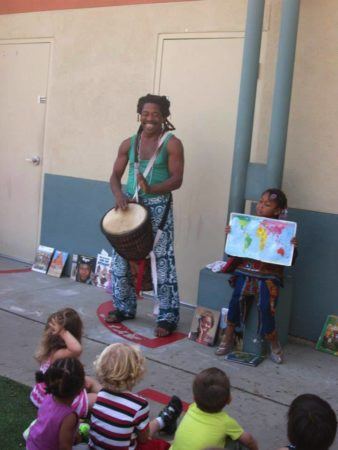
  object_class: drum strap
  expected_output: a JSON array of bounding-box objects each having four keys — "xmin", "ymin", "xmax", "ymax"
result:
[
  {"xmin": 132, "ymin": 131, "xmax": 171, "ymax": 202},
  {"xmin": 150, "ymin": 192, "xmax": 172, "ymax": 315}
]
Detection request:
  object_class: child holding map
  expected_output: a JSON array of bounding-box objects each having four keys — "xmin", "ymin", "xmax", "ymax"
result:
[{"xmin": 216, "ymin": 188, "xmax": 297, "ymax": 364}]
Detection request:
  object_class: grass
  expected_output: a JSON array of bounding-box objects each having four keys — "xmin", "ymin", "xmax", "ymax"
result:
[{"xmin": 0, "ymin": 375, "xmax": 36, "ymax": 449}]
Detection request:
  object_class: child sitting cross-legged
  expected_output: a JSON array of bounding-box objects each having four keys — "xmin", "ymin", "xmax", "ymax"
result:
[
  {"xmin": 170, "ymin": 368, "xmax": 259, "ymax": 450},
  {"xmin": 89, "ymin": 343, "xmax": 183, "ymax": 450},
  {"xmin": 26, "ymin": 357, "xmax": 86, "ymax": 450},
  {"xmin": 31, "ymin": 308, "xmax": 101, "ymax": 418}
]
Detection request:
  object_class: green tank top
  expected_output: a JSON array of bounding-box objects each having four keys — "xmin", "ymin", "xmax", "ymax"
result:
[{"xmin": 126, "ymin": 132, "xmax": 173, "ymax": 198}]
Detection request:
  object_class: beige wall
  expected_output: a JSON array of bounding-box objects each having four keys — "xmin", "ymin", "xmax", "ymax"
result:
[
  {"xmin": 252, "ymin": 0, "xmax": 338, "ymax": 214},
  {"xmin": 0, "ymin": 0, "xmax": 250, "ymax": 183}
]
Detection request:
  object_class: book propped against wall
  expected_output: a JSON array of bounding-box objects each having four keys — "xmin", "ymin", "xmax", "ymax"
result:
[
  {"xmin": 74, "ymin": 255, "xmax": 96, "ymax": 286},
  {"xmin": 316, "ymin": 315, "xmax": 338, "ymax": 356},
  {"xmin": 225, "ymin": 351, "xmax": 264, "ymax": 367},
  {"xmin": 93, "ymin": 250, "xmax": 112, "ymax": 289},
  {"xmin": 216, "ymin": 307, "xmax": 228, "ymax": 345},
  {"xmin": 70, "ymin": 254, "xmax": 78, "ymax": 280},
  {"xmin": 47, "ymin": 250, "xmax": 68, "ymax": 278},
  {"xmin": 32, "ymin": 245, "xmax": 54, "ymax": 274},
  {"xmin": 188, "ymin": 307, "xmax": 220, "ymax": 347}
]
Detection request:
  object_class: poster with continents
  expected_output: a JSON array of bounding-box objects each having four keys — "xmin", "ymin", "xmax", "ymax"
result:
[{"xmin": 225, "ymin": 213, "xmax": 297, "ymax": 266}]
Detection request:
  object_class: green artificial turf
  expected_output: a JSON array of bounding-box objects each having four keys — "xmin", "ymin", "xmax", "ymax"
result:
[{"xmin": 0, "ymin": 375, "xmax": 36, "ymax": 449}]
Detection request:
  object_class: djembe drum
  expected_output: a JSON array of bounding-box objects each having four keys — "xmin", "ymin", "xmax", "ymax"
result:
[
  {"xmin": 100, "ymin": 203, "xmax": 154, "ymax": 261},
  {"xmin": 101, "ymin": 203, "xmax": 154, "ymax": 293}
]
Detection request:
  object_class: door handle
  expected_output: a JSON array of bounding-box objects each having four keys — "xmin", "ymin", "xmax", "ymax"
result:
[{"xmin": 25, "ymin": 156, "xmax": 41, "ymax": 166}]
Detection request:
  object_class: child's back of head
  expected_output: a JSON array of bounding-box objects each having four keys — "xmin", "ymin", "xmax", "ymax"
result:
[
  {"xmin": 193, "ymin": 367, "xmax": 230, "ymax": 413},
  {"xmin": 36, "ymin": 357, "xmax": 85, "ymax": 399},
  {"xmin": 287, "ymin": 394, "xmax": 337, "ymax": 450},
  {"xmin": 94, "ymin": 342, "xmax": 145, "ymax": 392}
]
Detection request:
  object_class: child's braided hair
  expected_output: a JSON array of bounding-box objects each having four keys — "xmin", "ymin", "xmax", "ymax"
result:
[{"xmin": 36, "ymin": 357, "xmax": 85, "ymax": 399}]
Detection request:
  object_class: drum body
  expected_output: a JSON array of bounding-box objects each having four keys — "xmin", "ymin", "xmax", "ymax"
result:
[{"xmin": 101, "ymin": 203, "xmax": 154, "ymax": 260}]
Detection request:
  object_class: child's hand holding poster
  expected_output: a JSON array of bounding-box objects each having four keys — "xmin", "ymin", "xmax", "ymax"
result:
[{"xmin": 225, "ymin": 213, "xmax": 297, "ymax": 266}]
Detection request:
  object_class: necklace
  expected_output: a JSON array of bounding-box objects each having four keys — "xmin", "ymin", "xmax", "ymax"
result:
[
  {"xmin": 137, "ymin": 132, "xmax": 162, "ymax": 161},
  {"xmin": 134, "ymin": 131, "xmax": 163, "ymax": 189}
]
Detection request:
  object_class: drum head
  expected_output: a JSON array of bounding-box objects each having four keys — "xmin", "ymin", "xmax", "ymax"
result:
[{"xmin": 102, "ymin": 203, "xmax": 148, "ymax": 236}]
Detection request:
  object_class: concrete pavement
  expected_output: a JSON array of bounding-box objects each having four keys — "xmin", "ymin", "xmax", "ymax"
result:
[{"xmin": 0, "ymin": 256, "xmax": 337, "ymax": 450}]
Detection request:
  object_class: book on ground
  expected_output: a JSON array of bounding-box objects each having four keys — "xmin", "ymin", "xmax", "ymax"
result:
[
  {"xmin": 188, "ymin": 306, "xmax": 220, "ymax": 347},
  {"xmin": 93, "ymin": 251, "xmax": 112, "ymax": 289},
  {"xmin": 316, "ymin": 315, "xmax": 338, "ymax": 356},
  {"xmin": 32, "ymin": 245, "xmax": 54, "ymax": 274},
  {"xmin": 74, "ymin": 255, "xmax": 96, "ymax": 285},
  {"xmin": 70, "ymin": 254, "xmax": 78, "ymax": 280},
  {"xmin": 47, "ymin": 250, "xmax": 68, "ymax": 278},
  {"xmin": 225, "ymin": 351, "xmax": 264, "ymax": 367}
]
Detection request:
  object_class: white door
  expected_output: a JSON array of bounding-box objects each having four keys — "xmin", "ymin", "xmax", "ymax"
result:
[
  {"xmin": 157, "ymin": 36, "xmax": 244, "ymax": 304},
  {"xmin": 0, "ymin": 42, "xmax": 50, "ymax": 262}
]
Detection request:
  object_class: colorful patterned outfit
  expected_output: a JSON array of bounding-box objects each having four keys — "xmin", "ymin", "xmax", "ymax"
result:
[
  {"xmin": 27, "ymin": 394, "xmax": 78, "ymax": 450},
  {"xmin": 111, "ymin": 133, "xmax": 180, "ymax": 329},
  {"xmin": 227, "ymin": 258, "xmax": 285, "ymax": 338},
  {"xmin": 30, "ymin": 359, "xmax": 89, "ymax": 418},
  {"xmin": 169, "ymin": 403, "xmax": 243, "ymax": 450}
]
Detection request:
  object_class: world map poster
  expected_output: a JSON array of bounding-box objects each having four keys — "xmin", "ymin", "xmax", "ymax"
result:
[{"xmin": 225, "ymin": 213, "xmax": 297, "ymax": 266}]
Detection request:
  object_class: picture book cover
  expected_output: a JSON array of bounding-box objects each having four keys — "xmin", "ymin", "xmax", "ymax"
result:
[
  {"xmin": 225, "ymin": 213, "xmax": 297, "ymax": 266},
  {"xmin": 70, "ymin": 254, "xmax": 78, "ymax": 280},
  {"xmin": 47, "ymin": 250, "xmax": 69, "ymax": 278},
  {"xmin": 225, "ymin": 351, "xmax": 264, "ymax": 367},
  {"xmin": 74, "ymin": 255, "xmax": 96, "ymax": 285},
  {"xmin": 188, "ymin": 307, "xmax": 220, "ymax": 347},
  {"xmin": 93, "ymin": 252, "xmax": 112, "ymax": 289},
  {"xmin": 216, "ymin": 307, "xmax": 229, "ymax": 345},
  {"xmin": 32, "ymin": 245, "xmax": 54, "ymax": 274},
  {"xmin": 316, "ymin": 315, "xmax": 338, "ymax": 356}
]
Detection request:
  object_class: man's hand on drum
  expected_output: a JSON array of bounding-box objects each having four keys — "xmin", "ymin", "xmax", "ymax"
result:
[
  {"xmin": 115, "ymin": 192, "xmax": 129, "ymax": 210},
  {"xmin": 137, "ymin": 173, "xmax": 151, "ymax": 194}
]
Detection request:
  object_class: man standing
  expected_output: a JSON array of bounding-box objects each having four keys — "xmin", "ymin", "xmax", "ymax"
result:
[{"xmin": 106, "ymin": 94, "xmax": 184, "ymax": 337}]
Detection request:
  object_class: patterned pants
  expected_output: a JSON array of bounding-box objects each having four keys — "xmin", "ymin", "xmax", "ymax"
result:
[
  {"xmin": 227, "ymin": 274, "xmax": 280, "ymax": 338},
  {"xmin": 111, "ymin": 195, "xmax": 180, "ymax": 328}
]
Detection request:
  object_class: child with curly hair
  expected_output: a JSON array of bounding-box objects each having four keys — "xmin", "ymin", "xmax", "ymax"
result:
[
  {"xmin": 89, "ymin": 343, "xmax": 183, "ymax": 450},
  {"xmin": 30, "ymin": 307, "xmax": 100, "ymax": 417}
]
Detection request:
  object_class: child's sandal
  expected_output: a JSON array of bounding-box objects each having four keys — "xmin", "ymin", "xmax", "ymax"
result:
[
  {"xmin": 215, "ymin": 340, "xmax": 234, "ymax": 356},
  {"xmin": 270, "ymin": 342, "xmax": 283, "ymax": 364}
]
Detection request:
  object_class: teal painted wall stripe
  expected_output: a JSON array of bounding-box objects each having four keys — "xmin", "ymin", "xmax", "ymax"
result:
[{"xmin": 40, "ymin": 174, "xmax": 115, "ymax": 273}]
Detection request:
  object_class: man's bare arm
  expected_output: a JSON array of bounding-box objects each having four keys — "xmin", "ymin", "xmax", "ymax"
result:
[{"xmin": 110, "ymin": 138, "xmax": 130, "ymax": 209}]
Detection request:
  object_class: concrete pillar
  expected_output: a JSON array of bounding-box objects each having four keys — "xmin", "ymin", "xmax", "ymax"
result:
[
  {"xmin": 266, "ymin": 0, "xmax": 301, "ymax": 188},
  {"xmin": 228, "ymin": 0, "xmax": 265, "ymax": 215}
]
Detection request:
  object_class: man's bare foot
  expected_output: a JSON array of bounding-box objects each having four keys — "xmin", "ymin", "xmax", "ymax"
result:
[
  {"xmin": 154, "ymin": 321, "xmax": 176, "ymax": 337},
  {"xmin": 154, "ymin": 326, "xmax": 172, "ymax": 337}
]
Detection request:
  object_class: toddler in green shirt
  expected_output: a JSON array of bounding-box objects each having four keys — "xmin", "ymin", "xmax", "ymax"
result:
[{"xmin": 170, "ymin": 368, "xmax": 258, "ymax": 450}]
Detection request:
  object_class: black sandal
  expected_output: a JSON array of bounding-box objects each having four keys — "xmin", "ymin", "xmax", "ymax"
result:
[
  {"xmin": 154, "ymin": 320, "xmax": 176, "ymax": 337},
  {"xmin": 105, "ymin": 310, "xmax": 135, "ymax": 324}
]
